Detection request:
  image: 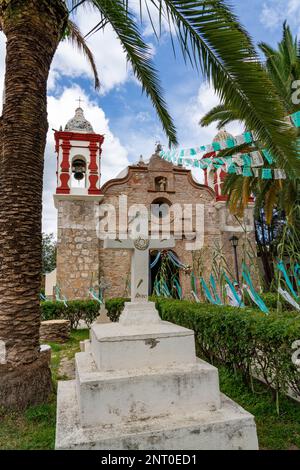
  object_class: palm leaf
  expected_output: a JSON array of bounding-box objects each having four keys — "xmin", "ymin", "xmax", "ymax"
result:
[
  {"xmin": 73, "ymin": 0, "xmax": 177, "ymax": 146},
  {"xmin": 199, "ymin": 103, "xmax": 241, "ymax": 129},
  {"xmin": 148, "ymin": 0, "xmax": 299, "ymax": 174},
  {"xmin": 64, "ymin": 19, "xmax": 100, "ymax": 90}
]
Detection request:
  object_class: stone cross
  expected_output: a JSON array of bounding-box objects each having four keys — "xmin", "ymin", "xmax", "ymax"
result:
[{"xmin": 104, "ymin": 236, "xmax": 175, "ymax": 302}]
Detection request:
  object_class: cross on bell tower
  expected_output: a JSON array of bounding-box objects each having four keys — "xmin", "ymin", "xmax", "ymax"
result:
[{"xmin": 76, "ymin": 97, "xmax": 83, "ymax": 108}]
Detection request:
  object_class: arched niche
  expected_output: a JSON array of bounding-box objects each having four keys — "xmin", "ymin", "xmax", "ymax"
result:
[{"xmin": 154, "ymin": 176, "xmax": 168, "ymax": 192}]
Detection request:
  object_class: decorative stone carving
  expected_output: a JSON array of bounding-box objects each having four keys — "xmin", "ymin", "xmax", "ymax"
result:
[{"xmin": 134, "ymin": 236, "xmax": 150, "ymax": 251}]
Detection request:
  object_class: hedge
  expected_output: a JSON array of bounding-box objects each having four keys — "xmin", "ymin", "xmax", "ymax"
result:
[
  {"xmin": 105, "ymin": 298, "xmax": 130, "ymax": 322},
  {"xmin": 105, "ymin": 297, "xmax": 300, "ymax": 403},
  {"xmin": 40, "ymin": 300, "xmax": 100, "ymax": 329},
  {"xmin": 260, "ymin": 292, "xmax": 292, "ymax": 311}
]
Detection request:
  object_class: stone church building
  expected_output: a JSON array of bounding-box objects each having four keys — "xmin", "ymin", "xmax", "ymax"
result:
[{"xmin": 52, "ymin": 106, "xmax": 256, "ymax": 301}]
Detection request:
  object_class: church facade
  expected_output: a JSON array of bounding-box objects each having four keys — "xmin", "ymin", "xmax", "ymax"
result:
[{"xmin": 53, "ymin": 107, "xmax": 256, "ymax": 301}]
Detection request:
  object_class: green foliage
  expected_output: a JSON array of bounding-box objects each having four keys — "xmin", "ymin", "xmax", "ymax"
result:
[
  {"xmin": 261, "ymin": 292, "xmax": 291, "ymax": 311},
  {"xmin": 219, "ymin": 366, "xmax": 300, "ymax": 450},
  {"xmin": 40, "ymin": 300, "xmax": 99, "ymax": 329},
  {"xmin": 70, "ymin": 1, "xmax": 300, "ymax": 165},
  {"xmin": 1, "ymin": 327, "xmax": 299, "ymax": 449},
  {"xmin": 0, "ymin": 329, "xmax": 90, "ymax": 450},
  {"xmin": 42, "ymin": 233, "xmax": 56, "ymax": 274},
  {"xmin": 0, "ymin": 401, "xmax": 56, "ymax": 450},
  {"xmin": 155, "ymin": 299, "xmax": 300, "ymax": 403},
  {"xmin": 105, "ymin": 298, "xmax": 129, "ymax": 322},
  {"xmin": 200, "ymin": 22, "xmax": 300, "ymax": 222}
]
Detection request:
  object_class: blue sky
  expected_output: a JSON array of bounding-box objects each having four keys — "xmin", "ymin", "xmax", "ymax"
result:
[{"xmin": 1, "ymin": 0, "xmax": 300, "ymax": 233}]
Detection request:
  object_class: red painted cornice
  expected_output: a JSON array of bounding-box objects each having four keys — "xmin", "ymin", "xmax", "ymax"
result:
[{"xmin": 54, "ymin": 130, "xmax": 104, "ymax": 144}]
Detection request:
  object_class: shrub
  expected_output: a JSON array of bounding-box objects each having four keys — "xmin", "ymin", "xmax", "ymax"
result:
[
  {"xmin": 40, "ymin": 300, "xmax": 100, "ymax": 329},
  {"xmin": 105, "ymin": 298, "xmax": 129, "ymax": 322},
  {"xmin": 260, "ymin": 292, "xmax": 292, "ymax": 311},
  {"xmin": 155, "ymin": 299, "xmax": 300, "ymax": 402}
]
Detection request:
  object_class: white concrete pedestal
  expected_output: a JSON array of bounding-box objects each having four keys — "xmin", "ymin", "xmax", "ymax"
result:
[{"xmin": 56, "ymin": 302, "xmax": 258, "ymax": 450}]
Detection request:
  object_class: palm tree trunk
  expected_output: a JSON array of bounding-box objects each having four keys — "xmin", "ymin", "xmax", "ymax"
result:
[{"xmin": 0, "ymin": 0, "xmax": 67, "ymax": 409}]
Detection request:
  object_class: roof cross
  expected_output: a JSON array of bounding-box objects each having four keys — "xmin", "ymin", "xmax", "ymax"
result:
[{"xmin": 76, "ymin": 97, "xmax": 83, "ymax": 108}]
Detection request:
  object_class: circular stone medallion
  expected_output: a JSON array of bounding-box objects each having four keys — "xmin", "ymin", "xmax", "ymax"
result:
[{"xmin": 134, "ymin": 236, "xmax": 150, "ymax": 251}]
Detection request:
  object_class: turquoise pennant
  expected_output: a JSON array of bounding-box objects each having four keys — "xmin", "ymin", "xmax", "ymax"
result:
[
  {"xmin": 262, "ymin": 168, "xmax": 272, "ymax": 179},
  {"xmin": 262, "ymin": 149, "xmax": 274, "ymax": 164},
  {"xmin": 209, "ymin": 275, "xmax": 223, "ymax": 305},
  {"xmin": 244, "ymin": 132, "xmax": 253, "ymax": 144},
  {"xmin": 212, "ymin": 142, "xmax": 221, "ymax": 151},
  {"xmin": 294, "ymin": 264, "xmax": 300, "ymax": 287},
  {"xmin": 242, "ymin": 154, "xmax": 251, "ymax": 166},
  {"xmin": 224, "ymin": 273, "xmax": 244, "ymax": 307},
  {"xmin": 200, "ymin": 278, "xmax": 219, "ymax": 305},
  {"xmin": 228, "ymin": 163, "xmax": 237, "ymax": 174},
  {"xmin": 243, "ymin": 166, "xmax": 253, "ymax": 177},
  {"xmin": 191, "ymin": 272, "xmax": 197, "ymax": 294},
  {"xmin": 291, "ymin": 111, "xmax": 300, "ymax": 127},
  {"xmin": 226, "ymin": 138, "xmax": 235, "ymax": 148},
  {"xmin": 277, "ymin": 261, "xmax": 299, "ymax": 300},
  {"xmin": 242, "ymin": 264, "xmax": 269, "ymax": 314}
]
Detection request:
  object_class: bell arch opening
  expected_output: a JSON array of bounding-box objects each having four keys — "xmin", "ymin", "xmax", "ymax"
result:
[{"xmin": 71, "ymin": 156, "xmax": 87, "ymax": 189}]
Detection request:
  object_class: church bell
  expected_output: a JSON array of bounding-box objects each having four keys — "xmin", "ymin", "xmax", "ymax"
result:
[{"xmin": 72, "ymin": 158, "xmax": 86, "ymax": 181}]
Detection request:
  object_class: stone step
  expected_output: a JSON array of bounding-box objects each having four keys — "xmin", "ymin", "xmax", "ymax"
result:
[
  {"xmin": 56, "ymin": 380, "xmax": 258, "ymax": 450},
  {"xmin": 75, "ymin": 351, "xmax": 221, "ymax": 427},
  {"xmin": 90, "ymin": 320, "xmax": 196, "ymax": 372}
]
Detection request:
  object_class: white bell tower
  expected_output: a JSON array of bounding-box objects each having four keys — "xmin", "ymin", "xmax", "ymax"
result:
[
  {"xmin": 53, "ymin": 105, "xmax": 104, "ymax": 300},
  {"xmin": 54, "ymin": 104, "xmax": 104, "ymax": 197}
]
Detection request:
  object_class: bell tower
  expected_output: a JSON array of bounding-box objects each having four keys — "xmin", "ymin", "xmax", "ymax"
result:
[
  {"xmin": 54, "ymin": 105, "xmax": 104, "ymax": 300},
  {"xmin": 54, "ymin": 105, "xmax": 104, "ymax": 196}
]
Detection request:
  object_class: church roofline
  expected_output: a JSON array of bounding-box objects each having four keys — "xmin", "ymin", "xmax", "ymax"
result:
[
  {"xmin": 100, "ymin": 161, "xmax": 216, "ymax": 199},
  {"xmin": 101, "ymin": 165, "xmax": 146, "ymax": 192}
]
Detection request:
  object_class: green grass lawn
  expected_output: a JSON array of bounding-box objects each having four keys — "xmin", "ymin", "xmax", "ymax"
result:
[
  {"xmin": 0, "ymin": 329, "xmax": 300, "ymax": 450},
  {"xmin": 0, "ymin": 329, "xmax": 89, "ymax": 450}
]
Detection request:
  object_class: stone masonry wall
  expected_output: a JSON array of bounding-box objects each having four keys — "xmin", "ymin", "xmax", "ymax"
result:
[
  {"xmin": 56, "ymin": 156, "xmax": 258, "ymax": 300},
  {"xmin": 100, "ymin": 157, "xmax": 224, "ymax": 300},
  {"xmin": 56, "ymin": 198, "xmax": 101, "ymax": 299}
]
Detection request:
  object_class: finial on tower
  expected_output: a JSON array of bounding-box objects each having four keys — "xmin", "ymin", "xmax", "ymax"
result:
[
  {"xmin": 155, "ymin": 141, "xmax": 162, "ymax": 154},
  {"xmin": 76, "ymin": 97, "xmax": 83, "ymax": 109}
]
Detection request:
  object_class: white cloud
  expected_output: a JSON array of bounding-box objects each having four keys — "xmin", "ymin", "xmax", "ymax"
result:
[
  {"xmin": 43, "ymin": 86, "xmax": 130, "ymax": 234},
  {"xmin": 260, "ymin": 0, "xmax": 300, "ymax": 32},
  {"xmin": 51, "ymin": 11, "xmax": 129, "ymax": 94}
]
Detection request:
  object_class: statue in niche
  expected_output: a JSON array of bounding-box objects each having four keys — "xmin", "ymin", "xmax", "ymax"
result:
[{"xmin": 155, "ymin": 176, "xmax": 167, "ymax": 192}]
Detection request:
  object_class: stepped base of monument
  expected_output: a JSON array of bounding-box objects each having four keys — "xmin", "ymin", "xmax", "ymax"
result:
[
  {"xmin": 75, "ymin": 352, "xmax": 221, "ymax": 426},
  {"xmin": 55, "ymin": 380, "xmax": 258, "ymax": 450},
  {"xmin": 90, "ymin": 320, "xmax": 196, "ymax": 371}
]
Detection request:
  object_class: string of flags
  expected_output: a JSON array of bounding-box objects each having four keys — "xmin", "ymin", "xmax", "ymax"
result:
[
  {"xmin": 159, "ymin": 148, "xmax": 286, "ymax": 179},
  {"xmin": 158, "ymin": 109, "xmax": 300, "ymax": 180},
  {"xmin": 159, "ymin": 130, "xmax": 255, "ymax": 160}
]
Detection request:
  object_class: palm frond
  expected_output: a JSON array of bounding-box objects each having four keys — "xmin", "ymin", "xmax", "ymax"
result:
[
  {"xmin": 64, "ymin": 19, "xmax": 100, "ymax": 90},
  {"xmin": 199, "ymin": 103, "xmax": 240, "ymax": 129},
  {"xmin": 79, "ymin": 0, "xmax": 177, "ymax": 146},
  {"xmin": 148, "ymin": 0, "xmax": 299, "ymax": 174}
]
